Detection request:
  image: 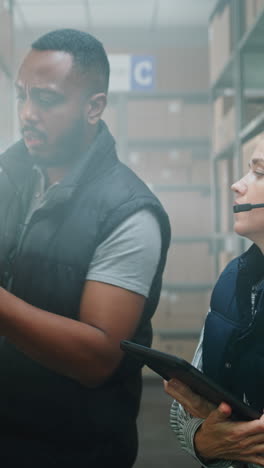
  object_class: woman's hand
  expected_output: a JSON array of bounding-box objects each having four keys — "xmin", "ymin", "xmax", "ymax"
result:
[
  {"xmin": 164, "ymin": 378, "xmax": 216, "ymax": 418},
  {"xmin": 195, "ymin": 404, "xmax": 264, "ymax": 466},
  {"xmin": 164, "ymin": 378, "xmax": 264, "ymax": 466}
]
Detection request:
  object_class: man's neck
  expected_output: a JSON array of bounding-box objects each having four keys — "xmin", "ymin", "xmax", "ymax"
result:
[
  {"xmin": 45, "ymin": 163, "xmax": 74, "ymax": 187},
  {"xmin": 44, "ymin": 124, "xmax": 99, "ymax": 187}
]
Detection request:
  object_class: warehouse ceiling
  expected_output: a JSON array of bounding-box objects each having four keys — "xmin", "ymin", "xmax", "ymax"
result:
[{"xmin": 13, "ymin": 0, "xmax": 217, "ymax": 31}]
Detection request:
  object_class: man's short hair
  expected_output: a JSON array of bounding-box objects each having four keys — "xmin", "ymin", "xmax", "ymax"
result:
[{"xmin": 32, "ymin": 28, "xmax": 110, "ymax": 94}]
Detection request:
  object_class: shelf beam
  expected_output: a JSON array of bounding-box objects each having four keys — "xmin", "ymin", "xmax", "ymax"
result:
[
  {"xmin": 152, "ymin": 184, "xmax": 210, "ymax": 194},
  {"xmin": 212, "ymin": 142, "xmax": 234, "ymax": 160},
  {"xmin": 153, "ymin": 329, "xmax": 201, "ymax": 340},
  {"xmin": 162, "ymin": 283, "xmax": 213, "ymax": 292},
  {"xmin": 240, "ymin": 110, "xmax": 264, "ymax": 143},
  {"xmin": 171, "ymin": 236, "xmax": 213, "ymax": 244},
  {"xmin": 109, "ymin": 91, "xmax": 209, "ymax": 104},
  {"xmin": 239, "ymin": 7, "xmax": 264, "ymax": 51},
  {"xmin": 127, "ymin": 138, "xmax": 210, "ymax": 152}
]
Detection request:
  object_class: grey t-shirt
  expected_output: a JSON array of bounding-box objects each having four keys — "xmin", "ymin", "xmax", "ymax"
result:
[
  {"xmin": 87, "ymin": 209, "xmax": 162, "ymax": 297},
  {"xmin": 26, "ymin": 167, "xmax": 162, "ymax": 298}
]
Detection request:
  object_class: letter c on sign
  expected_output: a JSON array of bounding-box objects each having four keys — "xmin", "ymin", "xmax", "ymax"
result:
[{"xmin": 134, "ymin": 60, "xmax": 152, "ymax": 87}]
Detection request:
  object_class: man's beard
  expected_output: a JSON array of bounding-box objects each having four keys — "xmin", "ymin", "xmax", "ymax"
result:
[{"xmin": 28, "ymin": 117, "xmax": 87, "ymax": 168}]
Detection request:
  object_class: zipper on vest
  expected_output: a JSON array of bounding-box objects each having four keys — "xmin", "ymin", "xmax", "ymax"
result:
[
  {"xmin": 251, "ymin": 285, "xmax": 258, "ymax": 320},
  {"xmin": 234, "ymin": 279, "xmax": 264, "ymax": 343},
  {"xmin": 250, "ymin": 278, "xmax": 264, "ymax": 321}
]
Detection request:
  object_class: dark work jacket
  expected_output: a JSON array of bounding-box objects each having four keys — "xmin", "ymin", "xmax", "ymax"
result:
[
  {"xmin": 203, "ymin": 243, "xmax": 264, "ymax": 413},
  {"xmin": 0, "ymin": 121, "xmax": 171, "ymax": 459}
]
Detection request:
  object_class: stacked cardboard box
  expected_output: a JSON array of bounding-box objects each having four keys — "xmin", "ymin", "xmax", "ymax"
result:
[
  {"xmin": 0, "ymin": 0, "xmax": 13, "ymax": 75},
  {"xmin": 152, "ymin": 290, "xmax": 210, "ymax": 331},
  {"xmin": 163, "ymin": 242, "xmax": 213, "ymax": 285},
  {"xmin": 0, "ymin": 1, "xmax": 13, "ymax": 148},
  {"xmin": 0, "ymin": 69, "xmax": 12, "ymax": 150},
  {"xmin": 136, "ymin": 47, "xmax": 209, "ymax": 92},
  {"xmin": 209, "ymin": 2, "xmax": 232, "ymax": 84},
  {"xmin": 244, "ymin": 0, "xmax": 264, "ymax": 32},
  {"xmin": 127, "ymin": 99, "xmax": 209, "ymax": 140},
  {"xmin": 157, "ymin": 191, "xmax": 212, "ymax": 236},
  {"xmin": 217, "ymin": 158, "xmax": 233, "ymax": 233},
  {"xmin": 213, "ymin": 95, "xmax": 235, "ymax": 154},
  {"xmin": 126, "ymin": 150, "xmax": 209, "ymax": 186},
  {"xmin": 244, "ymin": 100, "xmax": 264, "ymax": 127}
]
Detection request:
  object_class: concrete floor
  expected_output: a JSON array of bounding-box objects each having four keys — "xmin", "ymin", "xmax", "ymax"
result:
[{"xmin": 134, "ymin": 377, "xmax": 200, "ymax": 468}]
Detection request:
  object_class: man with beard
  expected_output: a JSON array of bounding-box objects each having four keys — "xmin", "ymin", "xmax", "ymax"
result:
[{"xmin": 0, "ymin": 29, "xmax": 170, "ymax": 467}]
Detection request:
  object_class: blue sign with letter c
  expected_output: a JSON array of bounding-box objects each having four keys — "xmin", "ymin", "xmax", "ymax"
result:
[{"xmin": 131, "ymin": 56, "xmax": 155, "ymax": 91}]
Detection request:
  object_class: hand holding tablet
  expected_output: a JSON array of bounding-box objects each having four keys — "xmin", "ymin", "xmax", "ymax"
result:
[{"xmin": 120, "ymin": 340, "xmax": 261, "ymax": 421}]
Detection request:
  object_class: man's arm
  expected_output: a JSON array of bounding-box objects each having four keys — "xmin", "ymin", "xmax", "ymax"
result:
[
  {"xmin": 0, "ymin": 210, "xmax": 161, "ymax": 387},
  {"xmin": 0, "ymin": 281, "xmax": 145, "ymax": 386}
]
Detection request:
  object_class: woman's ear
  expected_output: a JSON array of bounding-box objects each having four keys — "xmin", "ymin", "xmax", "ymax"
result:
[{"xmin": 85, "ymin": 93, "xmax": 107, "ymax": 125}]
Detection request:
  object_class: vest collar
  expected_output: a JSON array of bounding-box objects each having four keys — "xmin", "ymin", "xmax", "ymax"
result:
[{"xmin": 3, "ymin": 120, "xmax": 117, "ymax": 207}]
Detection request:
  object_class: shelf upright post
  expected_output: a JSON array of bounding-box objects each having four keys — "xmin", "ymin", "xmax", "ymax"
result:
[
  {"xmin": 232, "ymin": 0, "xmax": 245, "ymax": 256},
  {"xmin": 208, "ymin": 0, "xmax": 226, "ymax": 280}
]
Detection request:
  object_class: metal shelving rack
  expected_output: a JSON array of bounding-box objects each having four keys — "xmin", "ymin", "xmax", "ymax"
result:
[{"xmin": 209, "ymin": 0, "xmax": 264, "ymax": 276}]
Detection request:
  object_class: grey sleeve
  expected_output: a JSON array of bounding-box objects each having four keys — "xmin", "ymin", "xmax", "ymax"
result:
[
  {"xmin": 170, "ymin": 322, "xmax": 235, "ymax": 468},
  {"xmin": 86, "ymin": 209, "xmax": 162, "ymax": 298}
]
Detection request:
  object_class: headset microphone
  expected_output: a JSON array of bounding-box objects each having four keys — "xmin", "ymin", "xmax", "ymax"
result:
[{"xmin": 233, "ymin": 203, "xmax": 264, "ymax": 213}]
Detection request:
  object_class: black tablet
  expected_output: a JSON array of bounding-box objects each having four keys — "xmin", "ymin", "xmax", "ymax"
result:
[{"xmin": 120, "ymin": 340, "xmax": 261, "ymax": 421}]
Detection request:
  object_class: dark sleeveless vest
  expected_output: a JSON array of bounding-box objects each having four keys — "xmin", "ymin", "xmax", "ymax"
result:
[
  {"xmin": 0, "ymin": 121, "xmax": 171, "ymax": 457},
  {"xmin": 203, "ymin": 243, "xmax": 264, "ymax": 413}
]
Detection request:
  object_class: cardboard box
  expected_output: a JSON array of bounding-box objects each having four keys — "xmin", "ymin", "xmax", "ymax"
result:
[
  {"xmin": 245, "ymin": 0, "xmax": 258, "ymax": 31},
  {"xmin": 126, "ymin": 150, "xmax": 209, "ymax": 186},
  {"xmin": 157, "ymin": 190, "xmax": 212, "ymax": 236},
  {"xmin": 153, "ymin": 335, "xmax": 199, "ymax": 362},
  {"xmin": 245, "ymin": 0, "xmax": 264, "ymax": 32},
  {"xmin": 181, "ymin": 103, "xmax": 210, "ymax": 139},
  {"xmin": 190, "ymin": 160, "xmax": 210, "ymax": 184},
  {"xmin": 152, "ymin": 290, "xmax": 210, "ymax": 330},
  {"xmin": 0, "ymin": 69, "xmax": 13, "ymax": 149},
  {"xmin": 156, "ymin": 47, "xmax": 209, "ymax": 92},
  {"xmin": 127, "ymin": 99, "xmax": 210, "ymax": 140},
  {"xmin": 209, "ymin": 3, "xmax": 232, "ymax": 84},
  {"xmin": 217, "ymin": 158, "xmax": 233, "ymax": 233},
  {"xmin": 245, "ymin": 100, "xmax": 264, "ymax": 126},
  {"xmin": 0, "ymin": 0, "xmax": 13, "ymax": 75},
  {"xmin": 127, "ymin": 99, "xmax": 184, "ymax": 139},
  {"xmin": 127, "ymin": 150, "xmax": 190, "ymax": 185},
  {"xmin": 163, "ymin": 241, "xmax": 214, "ymax": 284},
  {"xmin": 213, "ymin": 96, "xmax": 235, "ymax": 154},
  {"xmin": 256, "ymin": 0, "xmax": 264, "ymax": 15}
]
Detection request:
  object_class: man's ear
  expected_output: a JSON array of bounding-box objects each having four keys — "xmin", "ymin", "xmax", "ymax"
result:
[{"xmin": 85, "ymin": 93, "xmax": 107, "ymax": 124}]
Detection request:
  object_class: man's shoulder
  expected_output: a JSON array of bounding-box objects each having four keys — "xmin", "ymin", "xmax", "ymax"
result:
[
  {"xmin": 0, "ymin": 140, "xmax": 32, "ymax": 187},
  {"xmin": 107, "ymin": 160, "xmax": 165, "ymax": 208},
  {"xmin": 0, "ymin": 139, "xmax": 28, "ymax": 163}
]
